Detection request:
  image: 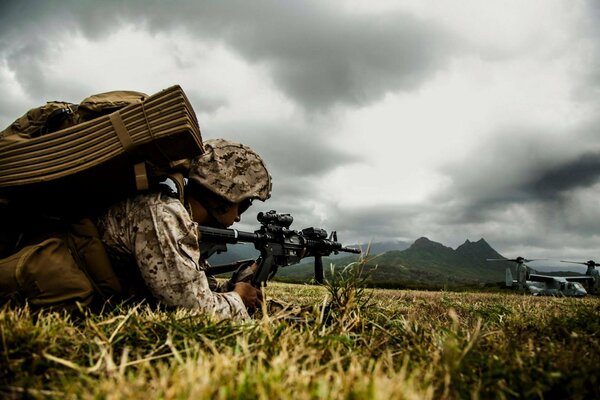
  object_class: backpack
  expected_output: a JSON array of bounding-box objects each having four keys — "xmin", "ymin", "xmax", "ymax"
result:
[
  {"xmin": 0, "ymin": 90, "xmax": 148, "ymax": 141},
  {"xmin": 0, "ymin": 217, "xmax": 122, "ymax": 311},
  {"xmin": 0, "ymin": 85, "xmax": 202, "ymax": 213},
  {"xmin": 0, "ymin": 85, "xmax": 203, "ymax": 310}
]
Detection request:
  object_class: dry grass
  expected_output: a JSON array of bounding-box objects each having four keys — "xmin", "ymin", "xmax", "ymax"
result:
[{"xmin": 1, "ymin": 263, "xmax": 599, "ymax": 399}]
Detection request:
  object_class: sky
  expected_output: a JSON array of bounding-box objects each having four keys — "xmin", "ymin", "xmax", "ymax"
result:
[{"xmin": 1, "ymin": 0, "xmax": 600, "ymax": 262}]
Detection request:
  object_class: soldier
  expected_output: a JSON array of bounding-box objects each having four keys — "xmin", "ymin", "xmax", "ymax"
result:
[
  {"xmin": 516, "ymin": 261, "xmax": 528, "ymax": 292},
  {"xmin": 96, "ymin": 139, "xmax": 271, "ymax": 321},
  {"xmin": 585, "ymin": 261, "xmax": 599, "ymax": 294}
]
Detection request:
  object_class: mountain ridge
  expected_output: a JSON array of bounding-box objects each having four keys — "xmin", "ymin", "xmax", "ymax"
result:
[{"xmin": 274, "ymin": 236, "xmax": 514, "ymax": 286}]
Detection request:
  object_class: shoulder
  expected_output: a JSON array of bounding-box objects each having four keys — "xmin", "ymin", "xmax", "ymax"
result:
[
  {"xmin": 100, "ymin": 192, "xmax": 190, "ymax": 225},
  {"xmin": 131, "ymin": 193, "xmax": 192, "ymax": 226},
  {"xmin": 136, "ymin": 192, "xmax": 186, "ymax": 212}
]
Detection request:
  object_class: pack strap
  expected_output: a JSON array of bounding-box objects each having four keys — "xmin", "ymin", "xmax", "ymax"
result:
[
  {"xmin": 109, "ymin": 111, "xmax": 149, "ymax": 191},
  {"xmin": 134, "ymin": 163, "xmax": 149, "ymax": 191},
  {"xmin": 109, "ymin": 112, "xmax": 133, "ymax": 153},
  {"xmin": 167, "ymin": 172, "xmax": 186, "ymax": 204}
]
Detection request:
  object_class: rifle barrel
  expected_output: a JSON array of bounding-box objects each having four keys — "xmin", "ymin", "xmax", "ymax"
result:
[
  {"xmin": 198, "ymin": 226, "xmax": 258, "ymax": 244},
  {"xmin": 341, "ymin": 246, "xmax": 361, "ymax": 254}
]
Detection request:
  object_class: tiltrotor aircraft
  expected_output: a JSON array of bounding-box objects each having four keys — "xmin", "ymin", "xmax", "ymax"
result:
[
  {"xmin": 560, "ymin": 260, "xmax": 599, "ymax": 294},
  {"xmin": 487, "ymin": 257, "xmax": 593, "ymax": 297}
]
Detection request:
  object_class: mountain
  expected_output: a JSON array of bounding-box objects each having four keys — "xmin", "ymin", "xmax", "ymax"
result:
[
  {"xmin": 276, "ymin": 237, "xmax": 514, "ymax": 287},
  {"xmin": 456, "ymin": 238, "xmax": 505, "ymax": 264},
  {"xmin": 354, "ymin": 240, "xmax": 411, "ymax": 255},
  {"xmin": 370, "ymin": 237, "xmax": 509, "ymax": 283}
]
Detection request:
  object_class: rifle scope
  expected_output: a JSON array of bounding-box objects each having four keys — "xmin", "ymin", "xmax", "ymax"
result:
[{"xmin": 257, "ymin": 210, "xmax": 293, "ymax": 228}]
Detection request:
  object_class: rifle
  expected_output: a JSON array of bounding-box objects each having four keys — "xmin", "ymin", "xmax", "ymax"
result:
[{"xmin": 200, "ymin": 210, "xmax": 361, "ymax": 287}]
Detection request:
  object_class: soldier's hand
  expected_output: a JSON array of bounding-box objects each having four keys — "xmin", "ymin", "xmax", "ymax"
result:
[
  {"xmin": 233, "ymin": 282, "xmax": 263, "ymax": 311},
  {"xmin": 231, "ymin": 261, "xmax": 257, "ymax": 284}
]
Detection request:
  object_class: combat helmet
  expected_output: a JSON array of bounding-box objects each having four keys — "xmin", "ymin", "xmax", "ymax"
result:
[{"xmin": 188, "ymin": 138, "xmax": 272, "ymax": 204}]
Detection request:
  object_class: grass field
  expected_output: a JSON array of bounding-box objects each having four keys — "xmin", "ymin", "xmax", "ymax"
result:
[{"xmin": 1, "ymin": 263, "xmax": 599, "ymax": 399}]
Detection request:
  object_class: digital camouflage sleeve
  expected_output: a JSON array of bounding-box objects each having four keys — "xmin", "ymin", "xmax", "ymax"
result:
[{"xmin": 96, "ymin": 193, "xmax": 249, "ymax": 321}]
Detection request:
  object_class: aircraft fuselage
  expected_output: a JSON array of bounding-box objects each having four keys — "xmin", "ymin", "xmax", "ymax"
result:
[{"xmin": 525, "ymin": 281, "xmax": 587, "ymax": 297}]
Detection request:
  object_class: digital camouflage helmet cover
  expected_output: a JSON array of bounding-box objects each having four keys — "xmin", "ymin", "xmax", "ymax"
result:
[{"xmin": 189, "ymin": 138, "xmax": 272, "ymax": 203}]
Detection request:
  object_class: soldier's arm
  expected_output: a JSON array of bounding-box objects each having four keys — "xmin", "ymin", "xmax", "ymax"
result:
[{"xmin": 132, "ymin": 195, "xmax": 250, "ymax": 321}]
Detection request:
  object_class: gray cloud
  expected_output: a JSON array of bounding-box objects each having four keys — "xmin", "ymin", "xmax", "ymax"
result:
[
  {"xmin": 526, "ymin": 152, "xmax": 600, "ymax": 198},
  {"xmin": 203, "ymin": 120, "xmax": 362, "ymax": 178},
  {"xmin": 255, "ymin": 134, "xmax": 360, "ymax": 177},
  {"xmin": 238, "ymin": 191, "xmax": 427, "ymax": 249},
  {"xmin": 434, "ymin": 118, "xmax": 600, "ymax": 225},
  {"xmin": 201, "ymin": 120, "xmax": 363, "ymax": 231},
  {"xmin": 0, "ymin": 75, "xmax": 26, "ymax": 125},
  {"xmin": 186, "ymin": 91, "xmax": 228, "ymax": 116},
  {"xmin": 2, "ymin": 0, "xmax": 600, "ymax": 261},
  {"xmin": 0, "ymin": 1, "xmax": 83, "ymax": 100},
  {"xmin": 572, "ymin": 0, "xmax": 600, "ymax": 101},
  {"xmin": 222, "ymin": 9, "xmax": 455, "ymax": 111},
  {"xmin": 423, "ymin": 111, "xmax": 600, "ymax": 258},
  {"xmin": 323, "ymin": 203, "xmax": 424, "ymax": 243},
  {"xmin": 0, "ymin": 0, "xmax": 458, "ymax": 112}
]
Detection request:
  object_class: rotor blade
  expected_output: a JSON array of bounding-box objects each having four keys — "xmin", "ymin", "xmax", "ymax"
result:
[
  {"xmin": 487, "ymin": 257, "xmax": 546, "ymax": 263},
  {"xmin": 487, "ymin": 258, "xmax": 524, "ymax": 264},
  {"xmin": 561, "ymin": 260, "xmax": 588, "ymax": 266},
  {"xmin": 561, "ymin": 260, "xmax": 600, "ymax": 267}
]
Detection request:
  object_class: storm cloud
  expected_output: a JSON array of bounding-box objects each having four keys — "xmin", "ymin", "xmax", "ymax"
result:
[
  {"xmin": 0, "ymin": 0, "xmax": 457, "ymax": 111},
  {"xmin": 1, "ymin": 0, "xmax": 600, "ymax": 260},
  {"xmin": 528, "ymin": 152, "xmax": 600, "ymax": 197}
]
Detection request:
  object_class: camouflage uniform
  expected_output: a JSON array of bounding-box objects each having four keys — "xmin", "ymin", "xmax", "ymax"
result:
[
  {"xmin": 96, "ymin": 192, "xmax": 250, "ymax": 321},
  {"xmin": 96, "ymin": 138, "xmax": 271, "ymax": 321}
]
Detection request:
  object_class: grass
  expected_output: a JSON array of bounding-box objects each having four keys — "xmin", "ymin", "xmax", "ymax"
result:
[{"xmin": 1, "ymin": 260, "xmax": 599, "ymax": 399}]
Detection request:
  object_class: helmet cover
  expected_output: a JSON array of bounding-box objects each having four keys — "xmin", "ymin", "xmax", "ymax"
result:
[{"xmin": 189, "ymin": 138, "xmax": 272, "ymax": 203}]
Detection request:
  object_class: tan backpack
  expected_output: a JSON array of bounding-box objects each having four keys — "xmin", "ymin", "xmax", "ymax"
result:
[
  {"xmin": 0, "ymin": 90, "xmax": 148, "ymax": 140},
  {"xmin": 0, "ymin": 85, "xmax": 201, "ymax": 211},
  {"xmin": 0, "ymin": 218, "xmax": 122, "ymax": 310},
  {"xmin": 0, "ymin": 86, "xmax": 203, "ymax": 310}
]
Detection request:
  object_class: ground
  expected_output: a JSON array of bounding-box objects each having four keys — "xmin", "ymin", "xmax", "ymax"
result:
[{"xmin": 1, "ymin": 278, "xmax": 599, "ymax": 399}]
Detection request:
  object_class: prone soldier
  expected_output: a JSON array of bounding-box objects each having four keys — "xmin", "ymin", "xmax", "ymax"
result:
[{"xmin": 96, "ymin": 138, "xmax": 270, "ymax": 321}]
